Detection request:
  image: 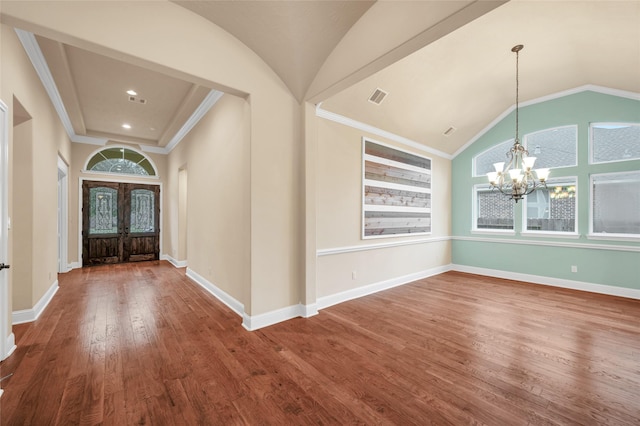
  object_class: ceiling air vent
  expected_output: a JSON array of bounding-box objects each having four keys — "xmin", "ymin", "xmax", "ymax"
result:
[
  {"xmin": 443, "ymin": 126, "xmax": 457, "ymax": 137},
  {"xmin": 368, "ymin": 88, "xmax": 388, "ymax": 105},
  {"xmin": 128, "ymin": 96, "xmax": 147, "ymax": 104}
]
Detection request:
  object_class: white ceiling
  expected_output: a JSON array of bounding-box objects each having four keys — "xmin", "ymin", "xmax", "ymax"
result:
[{"xmin": 23, "ymin": 0, "xmax": 640, "ymax": 156}]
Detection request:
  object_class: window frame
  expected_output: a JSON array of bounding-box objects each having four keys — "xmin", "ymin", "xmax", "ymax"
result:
[
  {"xmin": 521, "ymin": 177, "xmax": 579, "ymax": 238},
  {"xmin": 522, "ymin": 125, "xmax": 578, "ymax": 170},
  {"xmin": 472, "ymin": 184, "xmax": 515, "ymax": 235},
  {"xmin": 589, "ymin": 122, "xmax": 640, "ymax": 165},
  {"xmin": 472, "ymin": 138, "xmax": 514, "ymax": 177},
  {"xmin": 83, "ymin": 146, "xmax": 159, "ymax": 179},
  {"xmin": 589, "ymin": 170, "xmax": 640, "ymax": 241}
]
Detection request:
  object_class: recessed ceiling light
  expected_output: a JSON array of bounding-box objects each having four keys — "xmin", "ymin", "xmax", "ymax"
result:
[
  {"xmin": 126, "ymin": 90, "xmax": 137, "ymax": 96},
  {"xmin": 122, "ymin": 123, "xmax": 131, "ymax": 129}
]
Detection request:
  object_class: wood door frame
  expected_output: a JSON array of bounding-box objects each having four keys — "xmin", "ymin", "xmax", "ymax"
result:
[
  {"xmin": 0, "ymin": 99, "xmax": 13, "ymax": 366},
  {"xmin": 78, "ymin": 176, "xmax": 162, "ymax": 267}
]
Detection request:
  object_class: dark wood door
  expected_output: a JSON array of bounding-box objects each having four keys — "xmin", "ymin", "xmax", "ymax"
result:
[
  {"xmin": 122, "ymin": 183, "xmax": 160, "ymax": 263},
  {"xmin": 82, "ymin": 181, "xmax": 160, "ymax": 266}
]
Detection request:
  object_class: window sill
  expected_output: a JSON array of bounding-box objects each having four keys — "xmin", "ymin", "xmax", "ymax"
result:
[
  {"xmin": 471, "ymin": 229, "xmax": 516, "ymax": 236},
  {"xmin": 520, "ymin": 231, "xmax": 580, "ymax": 239},
  {"xmin": 587, "ymin": 234, "xmax": 640, "ymax": 242}
]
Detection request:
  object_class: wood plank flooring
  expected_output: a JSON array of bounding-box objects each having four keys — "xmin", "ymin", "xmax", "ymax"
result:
[{"xmin": 1, "ymin": 261, "xmax": 639, "ymax": 425}]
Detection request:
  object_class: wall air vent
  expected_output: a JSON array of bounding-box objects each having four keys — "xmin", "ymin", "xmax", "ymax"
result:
[
  {"xmin": 128, "ymin": 96, "xmax": 147, "ymax": 104},
  {"xmin": 368, "ymin": 88, "xmax": 388, "ymax": 105}
]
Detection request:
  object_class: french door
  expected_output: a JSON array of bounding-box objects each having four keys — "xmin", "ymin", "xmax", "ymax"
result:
[{"xmin": 82, "ymin": 181, "xmax": 160, "ymax": 266}]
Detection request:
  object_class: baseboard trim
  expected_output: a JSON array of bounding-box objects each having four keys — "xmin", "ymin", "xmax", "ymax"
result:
[
  {"xmin": 184, "ymin": 268, "xmax": 321, "ymax": 331},
  {"xmin": 185, "ymin": 268, "xmax": 244, "ymax": 317},
  {"xmin": 317, "ymin": 264, "xmax": 452, "ymax": 310},
  {"xmin": 162, "ymin": 254, "xmax": 187, "ymax": 268},
  {"xmin": 242, "ymin": 303, "xmax": 318, "ymax": 331},
  {"xmin": 3, "ymin": 332, "xmax": 16, "ymax": 361},
  {"xmin": 68, "ymin": 261, "xmax": 81, "ymax": 270},
  {"xmin": 452, "ymin": 264, "xmax": 640, "ymax": 300},
  {"xmin": 183, "ymin": 263, "xmax": 638, "ymax": 330},
  {"xmin": 12, "ymin": 280, "xmax": 59, "ymax": 325}
]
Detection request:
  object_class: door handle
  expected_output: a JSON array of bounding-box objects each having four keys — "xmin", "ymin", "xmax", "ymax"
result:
[{"xmin": 0, "ymin": 263, "xmax": 10, "ymax": 270}]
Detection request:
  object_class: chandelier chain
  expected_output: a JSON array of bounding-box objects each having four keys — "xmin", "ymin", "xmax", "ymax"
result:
[
  {"xmin": 515, "ymin": 47, "xmax": 519, "ymax": 142},
  {"xmin": 486, "ymin": 44, "xmax": 549, "ymax": 202}
]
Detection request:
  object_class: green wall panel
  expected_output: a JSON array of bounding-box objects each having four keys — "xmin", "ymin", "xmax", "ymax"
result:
[{"xmin": 453, "ymin": 240, "xmax": 639, "ymax": 290}]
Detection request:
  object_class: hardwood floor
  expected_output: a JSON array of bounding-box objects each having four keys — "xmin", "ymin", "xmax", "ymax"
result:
[{"xmin": 1, "ymin": 261, "xmax": 639, "ymax": 425}]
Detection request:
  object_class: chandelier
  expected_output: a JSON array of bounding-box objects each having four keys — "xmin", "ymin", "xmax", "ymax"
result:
[{"xmin": 487, "ymin": 44, "xmax": 550, "ymax": 202}]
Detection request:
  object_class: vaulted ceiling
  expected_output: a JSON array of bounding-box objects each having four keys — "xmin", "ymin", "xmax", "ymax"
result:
[
  {"xmin": 322, "ymin": 0, "xmax": 640, "ymax": 156},
  {"xmin": 12, "ymin": 0, "xmax": 640, "ymax": 156}
]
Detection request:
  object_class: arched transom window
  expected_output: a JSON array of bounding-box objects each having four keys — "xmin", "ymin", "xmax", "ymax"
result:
[{"xmin": 86, "ymin": 147, "xmax": 157, "ymax": 176}]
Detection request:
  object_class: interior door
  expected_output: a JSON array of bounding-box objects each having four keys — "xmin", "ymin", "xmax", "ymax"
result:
[{"xmin": 82, "ymin": 181, "xmax": 160, "ymax": 266}]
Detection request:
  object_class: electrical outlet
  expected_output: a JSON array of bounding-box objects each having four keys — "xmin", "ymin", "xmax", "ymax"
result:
[
  {"xmin": 571, "ymin": 265, "xmax": 578, "ymax": 273},
  {"xmin": 352, "ymin": 271, "xmax": 357, "ymax": 280}
]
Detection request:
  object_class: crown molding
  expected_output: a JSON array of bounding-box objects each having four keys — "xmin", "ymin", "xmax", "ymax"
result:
[
  {"xmin": 16, "ymin": 29, "xmax": 222, "ymax": 155},
  {"xmin": 14, "ymin": 29, "xmax": 108, "ymax": 146},
  {"xmin": 452, "ymin": 85, "xmax": 640, "ymax": 159},
  {"xmin": 155, "ymin": 89, "xmax": 224, "ymax": 154},
  {"xmin": 316, "ymin": 103, "xmax": 453, "ymax": 160}
]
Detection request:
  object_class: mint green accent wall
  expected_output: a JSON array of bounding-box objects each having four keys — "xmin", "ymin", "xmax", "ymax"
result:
[
  {"xmin": 452, "ymin": 91, "xmax": 640, "ymax": 290},
  {"xmin": 453, "ymin": 241, "xmax": 640, "ymax": 289}
]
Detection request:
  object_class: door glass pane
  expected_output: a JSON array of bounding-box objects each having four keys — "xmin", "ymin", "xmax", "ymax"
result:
[
  {"xmin": 130, "ymin": 189, "xmax": 155, "ymax": 233},
  {"xmin": 89, "ymin": 187, "xmax": 118, "ymax": 234}
]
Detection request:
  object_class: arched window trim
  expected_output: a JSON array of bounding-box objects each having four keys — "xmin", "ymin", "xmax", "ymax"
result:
[
  {"xmin": 471, "ymin": 138, "xmax": 514, "ymax": 177},
  {"xmin": 83, "ymin": 145, "xmax": 159, "ymax": 179}
]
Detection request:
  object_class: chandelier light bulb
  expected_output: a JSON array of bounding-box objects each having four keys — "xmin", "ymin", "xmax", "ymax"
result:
[
  {"xmin": 536, "ymin": 168, "xmax": 550, "ymax": 181},
  {"xmin": 523, "ymin": 156, "xmax": 536, "ymax": 169}
]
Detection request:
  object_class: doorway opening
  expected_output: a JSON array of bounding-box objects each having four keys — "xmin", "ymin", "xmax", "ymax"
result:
[
  {"xmin": 178, "ymin": 167, "xmax": 188, "ymax": 263},
  {"xmin": 57, "ymin": 157, "xmax": 68, "ymax": 273}
]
